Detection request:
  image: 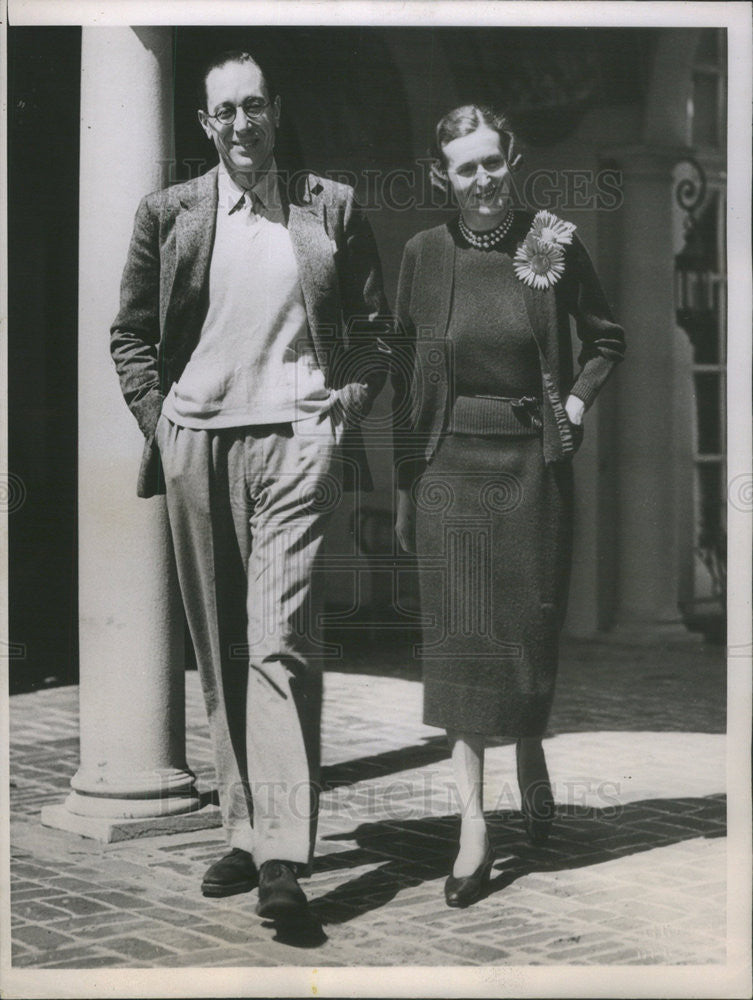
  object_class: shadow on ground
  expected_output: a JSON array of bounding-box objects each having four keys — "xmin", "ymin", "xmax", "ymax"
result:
[
  {"xmin": 321, "ymin": 736, "xmax": 450, "ymax": 791},
  {"xmin": 310, "ymin": 793, "xmax": 726, "ymax": 925}
]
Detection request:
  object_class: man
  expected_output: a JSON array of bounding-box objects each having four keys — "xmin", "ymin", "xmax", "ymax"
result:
[{"xmin": 111, "ymin": 50, "xmax": 390, "ymax": 922}]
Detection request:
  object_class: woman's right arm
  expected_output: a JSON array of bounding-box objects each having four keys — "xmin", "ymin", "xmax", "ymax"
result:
[{"xmin": 392, "ymin": 239, "xmax": 420, "ymax": 553}]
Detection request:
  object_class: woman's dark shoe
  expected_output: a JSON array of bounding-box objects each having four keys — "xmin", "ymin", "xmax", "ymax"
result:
[
  {"xmin": 201, "ymin": 848, "xmax": 258, "ymax": 897},
  {"xmin": 516, "ymin": 740, "xmax": 555, "ymax": 844},
  {"xmin": 444, "ymin": 844, "xmax": 495, "ymax": 908}
]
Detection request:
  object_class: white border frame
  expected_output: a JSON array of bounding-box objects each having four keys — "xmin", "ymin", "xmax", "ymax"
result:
[{"xmin": 2, "ymin": 3, "xmax": 751, "ymax": 998}]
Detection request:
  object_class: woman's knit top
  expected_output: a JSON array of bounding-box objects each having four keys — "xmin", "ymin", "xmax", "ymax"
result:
[{"xmin": 447, "ymin": 237, "xmax": 541, "ymax": 401}]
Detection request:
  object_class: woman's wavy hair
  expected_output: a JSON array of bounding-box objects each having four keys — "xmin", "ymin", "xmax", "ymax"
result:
[{"xmin": 430, "ymin": 104, "xmax": 522, "ymax": 195}]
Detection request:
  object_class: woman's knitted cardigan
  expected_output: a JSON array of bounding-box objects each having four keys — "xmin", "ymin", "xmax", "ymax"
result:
[{"xmin": 391, "ymin": 212, "xmax": 626, "ymax": 489}]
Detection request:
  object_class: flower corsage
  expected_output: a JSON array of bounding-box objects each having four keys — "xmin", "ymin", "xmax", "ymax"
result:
[{"xmin": 513, "ymin": 210, "xmax": 576, "ymax": 290}]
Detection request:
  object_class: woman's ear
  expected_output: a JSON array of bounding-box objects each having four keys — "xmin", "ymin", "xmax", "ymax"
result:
[
  {"xmin": 429, "ymin": 159, "xmax": 449, "ymax": 195},
  {"xmin": 506, "ymin": 132, "xmax": 523, "ymax": 173}
]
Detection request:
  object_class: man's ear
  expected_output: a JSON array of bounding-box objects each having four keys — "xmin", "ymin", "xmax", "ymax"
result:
[
  {"xmin": 198, "ymin": 109, "xmax": 212, "ymax": 140},
  {"xmin": 272, "ymin": 95, "xmax": 282, "ymax": 128}
]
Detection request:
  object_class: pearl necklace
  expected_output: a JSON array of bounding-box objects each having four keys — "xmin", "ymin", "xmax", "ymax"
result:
[{"xmin": 458, "ymin": 209, "xmax": 514, "ymax": 250}]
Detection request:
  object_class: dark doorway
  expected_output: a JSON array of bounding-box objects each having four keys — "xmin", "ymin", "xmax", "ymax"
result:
[{"xmin": 8, "ymin": 27, "xmax": 81, "ymax": 692}]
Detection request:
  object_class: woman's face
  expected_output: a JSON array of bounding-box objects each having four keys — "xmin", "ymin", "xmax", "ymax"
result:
[{"xmin": 441, "ymin": 124, "xmax": 512, "ymax": 218}]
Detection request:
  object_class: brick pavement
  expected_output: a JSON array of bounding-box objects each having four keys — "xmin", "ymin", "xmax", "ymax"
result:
[{"xmin": 7, "ymin": 631, "xmax": 732, "ymax": 970}]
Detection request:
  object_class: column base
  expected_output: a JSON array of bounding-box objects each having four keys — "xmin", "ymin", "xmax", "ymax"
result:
[
  {"xmin": 70, "ymin": 766, "xmax": 198, "ymax": 804},
  {"xmin": 64, "ymin": 787, "xmax": 201, "ymax": 819},
  {"xmin": 41, "ymin": 801, "xmax": 222, "ymax": 844}
]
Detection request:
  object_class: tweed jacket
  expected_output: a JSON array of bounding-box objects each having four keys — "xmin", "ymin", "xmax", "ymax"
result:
[
  {"xmin": 111, "ymin": 165, "xmax": 391, "ymax": 498},
  {"xmin": 391, "ymin": 214, "xmax": 626, "ymax": 489}
]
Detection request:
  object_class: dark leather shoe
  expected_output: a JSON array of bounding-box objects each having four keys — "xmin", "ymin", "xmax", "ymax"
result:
[
  {"xmin": 444, "ymin": 845, "xmax": 495, "ymax": 908},
  {"xmin": 201, "ymin": 848, "xmax": 258, "ymax": 898},
  {"xmin": 256, "ymin": 860, "xmax": 308, "ymax": 922}
]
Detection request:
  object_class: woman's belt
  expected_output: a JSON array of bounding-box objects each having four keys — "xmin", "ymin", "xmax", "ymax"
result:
[{"xmin": 448, "ymin": 394, "xmax": 543, "ymax": 437}]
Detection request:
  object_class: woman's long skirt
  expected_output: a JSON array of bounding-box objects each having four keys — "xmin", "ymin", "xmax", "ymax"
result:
[{"xmin": 415, "ymin": 432, "xmax": 574, "ymax": 738}]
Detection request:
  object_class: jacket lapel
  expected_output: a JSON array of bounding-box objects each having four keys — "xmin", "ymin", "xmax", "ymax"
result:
[
  {"xmin": 287, "ymin": 196, "xmax": 339, "ymax": 373},
  {"xmin": 520, "ymin": 280, "xmax": 547, "ymax": 356},
  {"xmin": 520, "ymin": 280, "xmax": 572, "ymax": 461},
  {"xmin": 162, "ymin": 168, "xmax": 218, "ymax": 350},
  {"xmin": 437, "ymin": 226, "xmax": 455, "ymax": 338},
  {"xmin": 414, "ymin": 227, "xmax": 455, "ymax": 450}
]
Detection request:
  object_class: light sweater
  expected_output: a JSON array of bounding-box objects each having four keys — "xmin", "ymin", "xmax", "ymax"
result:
[{"xmin": 161, "ymin": 164, "xmax": 330, "ymax": 428}]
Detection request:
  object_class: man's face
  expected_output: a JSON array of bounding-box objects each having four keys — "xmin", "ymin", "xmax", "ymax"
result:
[{"xmin": 199, "ymin": 60, "xmax": 281, "ymax": 180}]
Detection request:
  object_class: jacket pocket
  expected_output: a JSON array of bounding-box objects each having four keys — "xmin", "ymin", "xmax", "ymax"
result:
[{"xmin": 136, "ymin": 437, "xmax": 166, "ymax": 498}]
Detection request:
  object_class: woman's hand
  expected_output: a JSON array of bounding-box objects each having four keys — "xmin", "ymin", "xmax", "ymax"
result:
[
  {"xmin": 564, "ymin": 394, "xmax": 585, "ymax": 426},
  {"xmin": 395, "ymin": 488, "xmax": 416, "ymax": 553}
]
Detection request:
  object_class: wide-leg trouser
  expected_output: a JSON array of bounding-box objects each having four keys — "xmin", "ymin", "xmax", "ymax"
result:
[{"xmin": 156, "ymin": 411, "xmax": 341, "ymax": 871}]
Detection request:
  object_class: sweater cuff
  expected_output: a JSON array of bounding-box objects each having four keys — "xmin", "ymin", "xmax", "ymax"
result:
[{"xmin": 569, "ymin": 356, "xmax": 615, "ymax": 410}]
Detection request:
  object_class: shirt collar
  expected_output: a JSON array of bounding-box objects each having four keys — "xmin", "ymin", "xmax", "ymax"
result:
[{"xmin": 218, "ymin": 162, "xmax": 282, "ymax": 216}]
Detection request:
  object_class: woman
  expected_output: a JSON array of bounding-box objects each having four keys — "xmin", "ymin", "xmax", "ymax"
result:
[{"xmin": 392, "ymin": 105, "xmax": 625, "ymax": 907}]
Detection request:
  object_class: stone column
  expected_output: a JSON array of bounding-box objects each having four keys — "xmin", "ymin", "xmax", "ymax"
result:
[
  {"xmin": 608, "ymin": 146, "xmax": 696, "ymax": 624},
  {"xmin": 42, "ymin": 27, "xmax": 219, "ymax": 841}
]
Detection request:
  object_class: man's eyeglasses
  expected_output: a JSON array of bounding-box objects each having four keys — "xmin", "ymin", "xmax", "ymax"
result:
[{"xmin": 204, "ymin": 99, "xmax": 272, "ymax": 126}]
